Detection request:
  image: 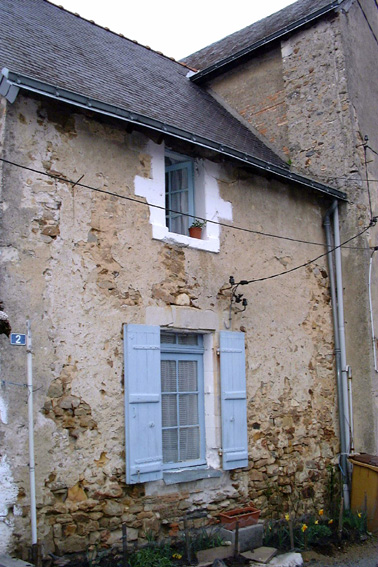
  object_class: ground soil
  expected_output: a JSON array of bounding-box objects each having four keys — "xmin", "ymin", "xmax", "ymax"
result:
[
  {"xmin": 215, "ymin": 535, "xmax": 378, "ymax": 567},
  {"xmin": 301, "ymin": 534, "xmax": 378, "ymax": 566}
]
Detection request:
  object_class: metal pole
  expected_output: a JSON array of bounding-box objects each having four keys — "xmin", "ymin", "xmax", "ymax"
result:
[
  {"xmin": 333, "ymin": 204, "xmax": 351, "ymax": 509},
  {"xmin": 27, "ymin": 319, "xmax": 37, "ymax": 545}
]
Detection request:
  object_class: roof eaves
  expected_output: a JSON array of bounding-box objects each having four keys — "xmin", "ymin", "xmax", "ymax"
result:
[
  {"xmin": 190, "ymin": 1, "xmax": 341, "ymax": 84},
  {"xmin": 1, "ymin": 68, "xmax": 346, "ymax": 201}
]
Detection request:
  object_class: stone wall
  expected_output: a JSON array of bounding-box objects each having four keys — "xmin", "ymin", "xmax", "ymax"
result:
[
  {"xmin": 208, "ymin": 6, "xmax": 378, "ymax": 454},
  {"xmin": 281, "ymin": 9, "xmax": 378, "ymax": 453},
  {"xmin": 0, "ymin": 93, "xmax": 339, "ymax": 556},
  {"xmin": 210, "ymin": 47, "xmax": 289, "ymax": 159}
]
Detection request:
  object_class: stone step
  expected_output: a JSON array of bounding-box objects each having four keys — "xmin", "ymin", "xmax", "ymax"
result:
[
  {"xmin": 241, "ymin": 546, "xmax": 278, "ymax": 564},
  {"xmin": 0, "ymin": 556, "xmax": 34, "ymax": 567}
]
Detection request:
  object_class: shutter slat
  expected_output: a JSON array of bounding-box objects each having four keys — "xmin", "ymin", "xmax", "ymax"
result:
[
  {"xmin": 124, "ymin": 324, "xmax": 163, "ymax": 483},
  {"xmin": 220, "ymin": 331, "xmax": 248, "ymax": 470}
]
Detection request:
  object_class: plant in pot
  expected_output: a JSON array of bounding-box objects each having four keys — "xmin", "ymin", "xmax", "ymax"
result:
[{"xmin": 189, "ymin": 219, "xmax": 206, "ymax": 239}]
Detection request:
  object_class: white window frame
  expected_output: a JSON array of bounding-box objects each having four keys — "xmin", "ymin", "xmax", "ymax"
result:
[{"xmin": 134, "ymin": 140, "xmax": 233, "ymax": 253}]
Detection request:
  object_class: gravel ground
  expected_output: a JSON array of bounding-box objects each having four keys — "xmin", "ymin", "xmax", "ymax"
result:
[{"xmin": 302, "ymin": 535, "xmax": 378, "ymax": 566}]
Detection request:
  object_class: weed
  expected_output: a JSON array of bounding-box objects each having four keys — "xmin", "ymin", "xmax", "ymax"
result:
[
  {"xmin": 129, "ymin": 544, "xmax": 173, "ymax": 567},
  {"xmin": 263, "ymin": 508, "xmax": 368, "ymax": 552}
]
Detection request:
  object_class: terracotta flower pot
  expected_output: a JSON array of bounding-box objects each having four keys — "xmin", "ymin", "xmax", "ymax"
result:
[
  {"xmin": 189, "ymin": 226, "xmax": 202, "ymax": 239},
  {"xmin": 219, "ymin": 506, "xmax": 261, "ymax": 530}
]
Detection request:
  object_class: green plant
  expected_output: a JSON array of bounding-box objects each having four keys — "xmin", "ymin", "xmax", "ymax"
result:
[
  {"xmin": 342, "ymin": 509, "xmax": 367, "ymax": 540},
  {"xmin": 185, "ymin": 526, "xmax": 224, "ymax": 553},
  {"xmin": 263, "ymin": 520, "xmax": 291, "ymax": 550},
  {"xmin": 144, "ymin": 528, "xmax": 157, "ymax": 543},
  {"xmin": 129, "ymin": 544, "xmax": 173, "ymax": 567},
  {"xmin": 307, "ymin": 523, "xmax": 332, "ymax": 545},
  {"xmin": 189, "ymin": 219, "xmax": 206, "ymax": 228},
  {"xmin": 325, "ymin": 464, "xmax": 342, "ymax": 517}
]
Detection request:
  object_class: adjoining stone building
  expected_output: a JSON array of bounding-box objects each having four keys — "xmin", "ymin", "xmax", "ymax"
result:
[
  {"xmin": 0, "ymin": 0, "xmax": 376, "ymax": 557},
  {"xmin": 184, "ymin": 0, "xmax": 378, "ymax": 457}
]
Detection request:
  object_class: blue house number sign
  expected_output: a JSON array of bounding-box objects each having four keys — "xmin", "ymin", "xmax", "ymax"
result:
[{"xmin": 10, "ymin": 333, "xmax": 26, "ymax": 346}]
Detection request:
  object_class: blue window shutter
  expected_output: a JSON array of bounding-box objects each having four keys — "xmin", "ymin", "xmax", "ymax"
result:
[
  {"xmin": 124, "ymin": 324, "xmax": 163, "ymax": 483},
  {"xmin": 220, "ymin": 331, "xmax": 248, "ymax": 470}
]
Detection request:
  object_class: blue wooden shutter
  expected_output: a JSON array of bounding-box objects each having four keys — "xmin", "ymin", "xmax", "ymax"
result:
[
  {"xmin": 220, "ymin": 331, "xmax": 248, "ymax": 470},
  {"xmin": 124, "ymin": 324, "xmax": 163, "ymax": 483}
]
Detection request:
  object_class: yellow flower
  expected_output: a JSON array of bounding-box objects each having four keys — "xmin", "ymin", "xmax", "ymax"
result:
[
  {"xmin": 285, "ymin": 514, "xmax": 290, "ymax": 521},
  {"xmin": 328, "ymin": 519, "xmax": 333, "ymax": 525},
  {"xmin": 358, "ymin": 512, "xmax": 362, "ymax": 518},
  {"xmin": 301, "ymin": 523, "xmax": 308, "ymax": 532},
  {"xmin": 172, "ymin": 553, "xmax": 182, "ymax": 559},
  {"xmin": 319, "ymin": 509, "xmax": 324, "ymax": 516},
  {"xmin": 315, "ymin": 520, "xmax": 319, "ymax": 525}
]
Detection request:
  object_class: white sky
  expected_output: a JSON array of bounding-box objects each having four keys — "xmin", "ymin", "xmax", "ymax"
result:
[{"xmin": 50, "ymin": 0, "xmax": 295, "ymax": 60}]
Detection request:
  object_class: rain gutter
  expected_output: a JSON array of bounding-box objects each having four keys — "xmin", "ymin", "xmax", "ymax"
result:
[
  {"xmin": 0, "ymin": 67, "xmax": 346, "ymax": 201},
  {"xmin": 323, "ymin": 201, "xmax": 351, "ymax": 509},
  {"xmin": 190, "ymin": 1, "xmax": 342, "ymax": 84}
]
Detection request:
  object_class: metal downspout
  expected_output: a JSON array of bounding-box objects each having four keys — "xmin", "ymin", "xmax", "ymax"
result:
[
  {"xmin": 323, "ymin": 201, "xmax": 351, "ymax": 509},
  {"xmin": 369, "ymin": 248, "xmax": 378, "ymax": 372}
]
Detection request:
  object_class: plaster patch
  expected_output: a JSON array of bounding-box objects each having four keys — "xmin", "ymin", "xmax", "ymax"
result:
[
  {"xmin": 0, "ymin": 396, "xmax": 8, "ymax": 424},
  {"xmin": 0, "ymin": 455, "xmax": 18, "ymax": 554},
  {"xmin": 0, "ymin": 246, "xmax": 19, "ymax": 263}
]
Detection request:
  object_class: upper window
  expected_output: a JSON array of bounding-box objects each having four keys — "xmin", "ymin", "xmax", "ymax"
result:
[
  {"xmin": 165, "ymin": 152, "xmax": 194, "ymax": 235},
  {"xmin": 134, "ymin": 141, "xmax": 233, "ymax": 253},
  {"xmin": 161, "ymin": 332, "xmax": 205, "ymax": 468}
]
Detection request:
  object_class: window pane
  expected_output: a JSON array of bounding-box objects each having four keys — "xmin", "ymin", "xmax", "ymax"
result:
[
  {"xmin": 180, "ymin": 427, "xmax": 200, "ymax": 461},
  {"xmin": 161, "ymin": 332, "xmax": 176, "ymax": 345},
  {"xmin": 171, "ymin": 168, "xmax": 188, "ymax": 191},
  {"xmin": 161, "ymin": 360, "xmax": 176, "ymax": 392},
  {"xmin": 171, "ymin": 191, "xmax": 188, "ymax": 215},
  {"xmin": 162, "ymin": 394, "xmax": 177, "ymax": 427},
  {"xmin": 178, "ymin": 361, "xmax": 197, "ymax": 392},
  {"xmin": 163, "ymin": 429, "xmax": 178, "ymax": 463},
  {"xmin": 178, "ymin": 334, "xmax": 198, "ymax": 346},
  {"xmin": 179, "ymin": 394, "xmax": 198, "ymax": 426},
  {"xmin": 171, "ymin": 215, "xmax": 188, "ymax": 235}
]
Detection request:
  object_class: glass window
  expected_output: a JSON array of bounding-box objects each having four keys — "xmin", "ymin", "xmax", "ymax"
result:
[
  {"xmin": 165, "ymin": 152, "xmax": 195, "ymax": 235},
  {"xmin": 160, "ymin": 332, "xmax": 205, "ymax": 468}
]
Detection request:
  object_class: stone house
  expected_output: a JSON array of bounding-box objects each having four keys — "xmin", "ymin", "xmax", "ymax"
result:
[{"xmin": 0, "ymin": 0, "xmax": 377, "ymax": 557}]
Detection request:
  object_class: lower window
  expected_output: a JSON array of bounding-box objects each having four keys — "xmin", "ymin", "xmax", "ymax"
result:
[
  {"xmin": 160, "ymin": 332, "xmax": 205, "ymax": 468},
  {"xmin": 124, "ymin": 324, "xmax": 248, "ymax": 484}
]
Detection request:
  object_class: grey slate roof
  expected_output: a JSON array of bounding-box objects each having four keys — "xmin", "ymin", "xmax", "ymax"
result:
[
  {"xmin": 183, "ymin": 0, "xmax": 337, "ymax": 73},
  {"xmin": 0, "ymin": 0, "xmax": 346, "ymax": 199},
  {"xmin": 0, "ymin": 0, "xmax": 284, "ymax": 169}
]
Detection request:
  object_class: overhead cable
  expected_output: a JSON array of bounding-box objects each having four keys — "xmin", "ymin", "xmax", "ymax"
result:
[
  {"xmin": 235, "ymin": 221, "xmax": 375, "ymax": 286},
  {"xmin": 0, "ymin": 156, "xmax": 373, "ymax": 251}
]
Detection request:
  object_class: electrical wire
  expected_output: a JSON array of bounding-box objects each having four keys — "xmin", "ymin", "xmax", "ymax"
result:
[
  {"xmin": 357, "ymin": 0, "xmax": 378, "ymax": 47},
  {"xmin": 0, "ymin": 156, "xmax": 373, "ymax": 252},
  {"xmin": 367, "ymin": 144, "xmax": 378, "ymax": 157},
  {"xmin": 235, "ymin": 221, "xmax": 374, "ymax": 286}
]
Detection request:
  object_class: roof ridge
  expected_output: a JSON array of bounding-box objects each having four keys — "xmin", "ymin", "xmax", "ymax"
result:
[
  {"xmin": 44, "ymin": 0, "xmax": 196, "ymax": 71},
  {"xmin": 183, "ymin": 0, "xmax": 338, "ymax": 71}
]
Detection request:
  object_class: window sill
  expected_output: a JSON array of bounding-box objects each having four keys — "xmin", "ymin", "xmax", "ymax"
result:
[
  {"xmin": 163, "ymin": 467, "xmax": 222, "ymax": 485},
  {"xmin": 152, "ymin": 225, "xmax": 220, "ymax": 253}
]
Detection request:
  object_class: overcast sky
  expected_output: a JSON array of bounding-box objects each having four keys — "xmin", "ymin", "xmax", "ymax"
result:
[{"xmin": 50, "ymin": 0, "xmax": 295, "ymax": 60}]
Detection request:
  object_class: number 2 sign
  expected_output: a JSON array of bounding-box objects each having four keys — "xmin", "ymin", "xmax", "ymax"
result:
[{"xmin": 10, "ymin": 333, "xmax": 26, "ymax": 346}]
